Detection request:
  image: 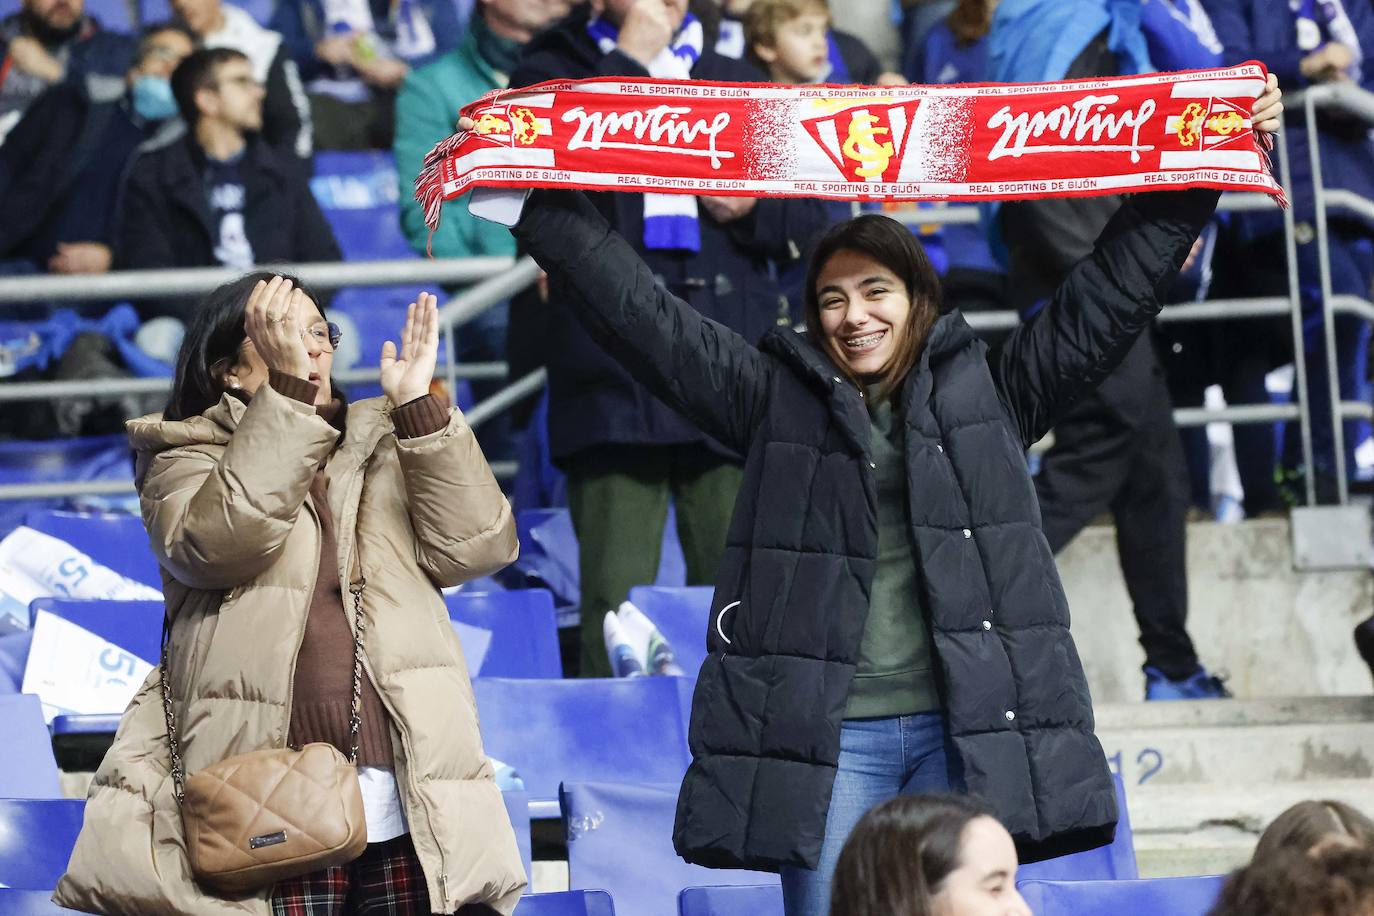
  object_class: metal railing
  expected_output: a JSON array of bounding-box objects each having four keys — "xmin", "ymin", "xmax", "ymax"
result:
[{"xmin": 4, "ymin": 84, "xmax": 1374, "ymax": 507}]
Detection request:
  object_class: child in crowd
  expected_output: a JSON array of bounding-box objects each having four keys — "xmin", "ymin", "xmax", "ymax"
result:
[
  {"xmin": 828, "ymin": 795, "xmax": 1031, "ymax": 916},
  {"xmin": 742, "ymin": 0, "xmax": 903, "ymax": 85}
]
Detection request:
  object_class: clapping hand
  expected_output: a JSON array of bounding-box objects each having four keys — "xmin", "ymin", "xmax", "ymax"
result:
[
  {"xmin": 380, "ymin": 292, "xmax": 440, "ymax": 406},
  {"xmin": 244, "ymin": 276, "xmax": 312, "ymax": 378}
]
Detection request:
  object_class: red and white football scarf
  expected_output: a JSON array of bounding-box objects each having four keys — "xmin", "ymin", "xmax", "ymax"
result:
[{"xmin": 415, "ymin": 62, "xmax": 1286, "ymax": 233}]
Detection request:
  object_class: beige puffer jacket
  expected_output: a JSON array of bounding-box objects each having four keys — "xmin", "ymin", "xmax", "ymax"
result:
[{"xmin": 53, "ymin": 384, "xmax": 526, "ymax": 915}]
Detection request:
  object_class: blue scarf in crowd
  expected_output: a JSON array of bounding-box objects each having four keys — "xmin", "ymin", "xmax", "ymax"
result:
[{"xmin": 588, "ymin": 13, "xmax": 705, "ymax": 251}]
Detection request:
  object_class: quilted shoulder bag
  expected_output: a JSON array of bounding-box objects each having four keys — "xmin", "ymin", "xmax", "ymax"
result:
[{"xmin": 159, "ymin": 578, "xmax": 370, "ymax": 895}]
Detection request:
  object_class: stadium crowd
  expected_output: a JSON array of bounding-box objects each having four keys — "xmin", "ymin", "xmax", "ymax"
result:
[{"xmin": 2, "ymin": 0, "xmax": 1374, "ymax": 914}]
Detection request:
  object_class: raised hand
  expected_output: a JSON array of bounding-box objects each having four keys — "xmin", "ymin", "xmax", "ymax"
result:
[
  {"xmin": 244, "ymin": 276, "xmax": 311, "ymax": 378},
  {"xmin": 1253, "ymin": 73, "xmax": 1284, "ymax": 134},
  {"xmin": 380, "ymin": 292, "xmax": 440, "ymax": 405}
]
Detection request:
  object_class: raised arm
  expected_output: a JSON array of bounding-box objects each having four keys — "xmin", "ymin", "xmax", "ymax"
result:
[
  {"xmin": 990, "ymin": 187, "xmax": 1219, "ymax": 447},
  {"xmin": 512, "ymin": 188, "xmax": 773, "ymax": 456},
  {"xmin": 381, "ymin": 295, "xmax": 518, "ymax": 587}
]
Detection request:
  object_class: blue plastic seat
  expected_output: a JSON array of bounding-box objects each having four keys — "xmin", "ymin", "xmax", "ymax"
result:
[
  {"xmin": 514, "ymin": 890, "xmax": 616, "ymax": 916},
  {"xmin": 1017, "ymin": 876, "xmax": 1226, "ymax": 916},
  {"xmin": 679, "ymin": 885, "xmax": 784, "ymax": 916},
  {"xmin": 0, "ymin": 799, "xmax": 85, "ymax": 890},
  {"xmin": 0, "ymin": 889, "xmax": 89, "ymax": 914},
  {"xmin": 28, "ymin": 598, "xmax": 164, "ymax": 669},
  {"xmin": 0, "ymin": 694, "xmax": 61, "ymax": 798},
  {"xmin": 1017, "ymin": 774, "xmax": 1137, "ymax": 881},
  {"xmin": 562, "ymin": 782, "xmax": 777, "ymax": 916},
  {"xmin": 309, "ymin": 151, "xmax": 428, "ymax": 379},
  {"xmin": 445, "ymin": 590, "xmax": 561, "ymax": 678},
  {"xmin": 472, "ymin": 678, "xmax": 691, "ymax": 817},
  {"xmin": 626, "ymin": 586, "xmax": 712, "ymax": 678},
  {"xmin": 23, "ymin": 510, "xmax": 162, "ymax": 589}
]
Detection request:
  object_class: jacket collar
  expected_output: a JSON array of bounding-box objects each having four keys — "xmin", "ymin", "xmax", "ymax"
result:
[
  {"xmin": 760, "ymin": 311, "xmax": 979, "ymax": 452},
  {"xmin": 154, "ymin": 132, "xmax": 283, "ymax": 241}
]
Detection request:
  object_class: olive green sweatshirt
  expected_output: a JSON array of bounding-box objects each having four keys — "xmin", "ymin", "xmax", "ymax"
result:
[{"xmin": 844, "ymin": 387, "xmax": 941, "ymax": 720}]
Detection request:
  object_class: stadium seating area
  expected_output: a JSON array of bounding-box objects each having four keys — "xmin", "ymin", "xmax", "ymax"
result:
[{"xmin": 0, "ymin": 508, "xmax": 1249, "ymax": 915}]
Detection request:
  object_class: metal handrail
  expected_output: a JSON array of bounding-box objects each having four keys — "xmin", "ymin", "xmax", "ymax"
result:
[{"xmin": 0, "ymin": 257, "xmax": 519, "ymax": 303}]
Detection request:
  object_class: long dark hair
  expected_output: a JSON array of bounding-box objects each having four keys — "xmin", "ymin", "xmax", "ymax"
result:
[
  {"xmin": 829, "ymin": 794, "xmax": 994, "ymax": 916},
  {"xmin": 164, "ymin": 271, "xmax": 325, "ymax": 421},
  {"xmin": 803, "ymin": 214, "xmax": 943, "ymax": 402}
]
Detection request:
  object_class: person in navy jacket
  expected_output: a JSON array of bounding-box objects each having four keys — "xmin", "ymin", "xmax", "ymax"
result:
[{"xmin": 1200, "ymin": 0, "xmax": 1374, "ymax": 506}]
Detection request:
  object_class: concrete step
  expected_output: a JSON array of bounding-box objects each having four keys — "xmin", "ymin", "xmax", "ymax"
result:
[
  {"xmin": 1133, "ymin": 828, "xmax": 1255, "ymax": 879},
  {"xmin": 1095, "ymin": 696, "xmax": 1374, "ymax": 730},
  {"xmin": 1125, "ymin": 779, "xmax": 1374, "ymax": 835},
  {"xmin": 1096, "ymin": 720, "xmax": 1374, "ymax": 786}
]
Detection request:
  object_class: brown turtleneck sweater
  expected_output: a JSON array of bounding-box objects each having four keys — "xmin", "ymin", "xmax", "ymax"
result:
[{"xmin": 267, "ymin": 370, "xmax": 450, "ymax": 767}]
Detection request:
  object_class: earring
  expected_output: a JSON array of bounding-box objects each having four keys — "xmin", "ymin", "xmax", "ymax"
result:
[{"xmin": 228, "ymin": 380, "xmax": 241, "ymax": 389}]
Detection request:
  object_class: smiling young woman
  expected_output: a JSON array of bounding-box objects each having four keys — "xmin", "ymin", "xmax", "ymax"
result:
[{"xmin": 487, "ymin": 77, "xmax": 1284, "ymax": 916}]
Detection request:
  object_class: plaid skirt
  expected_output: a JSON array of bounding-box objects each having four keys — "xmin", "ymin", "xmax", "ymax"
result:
[{"xmin": 270, "ymin": 835, "xmax": 499, "ymax": 915}]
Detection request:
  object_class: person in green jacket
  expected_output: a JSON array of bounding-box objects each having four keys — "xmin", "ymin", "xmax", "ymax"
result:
[
  {"xmin": 394, "ymin": 0, "xmax": 567, "ymax": 261},
  {"xmin": 393, "ymin": 0, "xmax": 568, "ymax": 461}
]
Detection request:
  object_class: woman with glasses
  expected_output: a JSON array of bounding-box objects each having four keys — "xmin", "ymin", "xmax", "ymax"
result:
[{"xmin": 56, "ymin": 271, "xmax": 526, "ymax": 916}]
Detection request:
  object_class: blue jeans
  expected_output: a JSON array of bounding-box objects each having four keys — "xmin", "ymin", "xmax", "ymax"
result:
[{"xmin": 779, "ymin": 712, "xmax": 957, "ymax": 916}]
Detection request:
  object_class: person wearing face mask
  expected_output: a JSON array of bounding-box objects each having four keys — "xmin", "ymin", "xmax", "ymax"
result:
[
  {"xmin": 114, "ymin": 47, "xmax": 341, "ymax": 323},
  {"xmin": 829, "ymin": 795, "xmax": 1031, "ymax": 916},
  {"xmin": 0, "ymin": 23, "xmax": 193, "ymax": 279},
  {"xmin": 0, "ymin": 0, "xmax": 136, "ymax": 142}
]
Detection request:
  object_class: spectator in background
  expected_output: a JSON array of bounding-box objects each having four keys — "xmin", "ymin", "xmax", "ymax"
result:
[
  {"xmin": 829, "ymin": 795, "xmax": 1031, "ymax": 916},
  {"xmin": 172, "ymin": 0, "xmax": 313, "ymax": 168},
  {"xmin": 0, "ymin": 24, "xmax": 192, "ymax": 278},
  {"xmin": 271, "ymin": 0, "xmax": 464, "ymax": 150},
  {"xmin": 1252, "ymin": 800, "xmax": 1374, "ymax": 865},
  {"xmin": 394, "ymin": 0, "xmax": 569, "ymax": 462},
  {"xmin": 1201, "ymin": 0, "xmax": 1374, "ymax": 507},
  {"xmin": 395, "ymin": 0, "xmax": 568, "ymax": 262},
  {"xmin": 0, "ymin": 0, "xmax": 135, "ymax": 141},
  {"xmin": 115, "ymin": 47, "xmax": 340, "ymax": 324},
  {"xmin": 1209, "ymin": 844, "xmax": 1374, "ymax": 916},
  {"xmin": 989, "ymin": 0, "xmax": 1231, "ymax": 702},
  {"xmin": 918, "ymin": 0, "xmax": 1006, "ymax": 323},
  {"xmin": 509, "ymin": 0, "xmax": 830, "ymax": 677},
  {"xmin": 720, "ymin": 0, "xmax": 905, "ymax": 84}
]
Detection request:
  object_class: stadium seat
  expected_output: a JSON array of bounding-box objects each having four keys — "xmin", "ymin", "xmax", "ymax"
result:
[
  {"xmin": 562, "ymin": 782, "xmax": 777, "ymax": 916},
  {"xmin": 679, "ymin": 885, "xmax": 784, "ymax": 916},
  {"xmin": 503, "ymin": 790, "xmax": 532, "ymax": 880},
  {"xmin": 23, "ymin": 510, "xmax": 162, "ymax": 589},
  {"xmin": 0, "ymin": 889, "xmax": 88, "ymax": 915},
  {"xmin": 509, "ymin": 508, "xmax": 688, "ymax": 623},
  {"xmin": 445, "ymin": 590, "xmax": 561, "ymax": 678},
  {"xmin": 472, "ymin": 678, "xmax": 692, "ymax": 817},
  {"xmin": 0, "ymin": 438, "xmax": 139, "ymax": 546},
  {"xmin": 1017, "ymin": 875, "xmax": 1226, "ymax": 916},
  {"xmin": 626, "ymin": 586, "xmax": 712, "ymax": 677},
  {"xmin": 0, "ymin": 694, "xmax": 61, "ymax": 798},
  {"xmin": 51, "ymin": 714, "xmax": 125, "ymax": 772},
  {"xmin": 0, "ymin": 799, "xmax": 85, "ymax": 890},
  {"xmin": 309, "ymin": 151, "xmax": 430, "ymax": 381},
  {"xmin": 1017, "ymin": 774, "xmax": 1137, "ymax": 881},
  {"xmin": 28, "ymin": 598, "xmax": 163, "ymax": 668},
  {"xmin": 514, "ymin": 890, "xmax": 616, "ymax": 916}
]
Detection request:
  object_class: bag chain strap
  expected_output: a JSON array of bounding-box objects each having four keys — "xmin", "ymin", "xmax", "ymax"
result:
[{"xmin": 160, "ymin": 576, "xmax": 369, "ymax": 806}]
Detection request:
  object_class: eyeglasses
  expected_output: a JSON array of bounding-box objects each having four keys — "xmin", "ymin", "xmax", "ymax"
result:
[{"xmin": 305, "ymin": 322, "xmax": 344, "ymax": 351}]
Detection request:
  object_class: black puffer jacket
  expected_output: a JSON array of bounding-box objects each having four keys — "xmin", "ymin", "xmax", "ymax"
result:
[{"xmin": 514, "ymin": 187, "xmax": 1218, "ymax": 870}]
